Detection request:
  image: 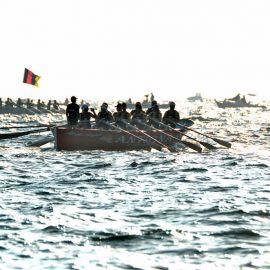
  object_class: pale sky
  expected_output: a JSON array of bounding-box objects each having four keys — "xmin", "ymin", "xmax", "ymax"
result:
[{"xmin": 1, "ymin": 0, "xmax": 270, "ymax": 102}]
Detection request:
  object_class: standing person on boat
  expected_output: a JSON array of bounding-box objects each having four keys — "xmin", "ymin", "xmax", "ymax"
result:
[
  {"xmin": 0, "ymin": 98, "xmax": 2, "ymax": 107},
  {"xmin": 113, "ymin": 103, "xmax": 122, "ymax": 126},
  {"xmin": 150, "ymin": 92, "xmax": 154, "ymax": 103},
  {"xmin": 147, "ymin": 104, "xmax": 162, "ymax": 128},
  {"xmin": 162, "ymin": 101, "xmax": 180, "ymax": 128},
  {"xmin": 96, "ymin": 103, "xmax": 114, "ymax": 129},
  {"xmin": 79, "ymin": 104, "xmax": 97, "ymax": 128},
  {"xmin": 66, "ymin": 96, "xmax": 80, "ymax": 126},
  {"xmin": 130, "ymin": 102, "xmax": 147, "ymax": 129}
]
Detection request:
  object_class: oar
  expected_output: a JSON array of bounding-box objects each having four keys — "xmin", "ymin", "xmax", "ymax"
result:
[
  {"xmin": 101, "ymin": 120, "xmax": 162, "ymax": 151},
  {"xmin": 11, "ymin": 101, "xmax": 37, "ymax": 115},
  {"xmin": 26, "ymin": 123, "xmax": 67, "ymax": 147},
  {"xmin": 177, "ymin": 118, "xmax": 194, "ymax": 128},
  {"xmin": 37, "ymin": 106, "xmax": 54, "ymax": 114},
  {"xmin": 152, "ymin": 119, "xmax": 216, "ymax": 150},
  {"xmin": 121, "ymin": 119, "xmax": 180, "ymax": 152},
  {"xmin": 137, "ymin": 120, "xmax": 202, "ymax": 153},
  {"xmin": 0, "ymin": 128, "xmax": 49, "ymax": 140},
  {"xmin": 0, "ymin": 124, "xmax": 52, "ymax": 130},
  {"xmin": 27, "ymin": 137, "xmax": 54, "ymax": 147},
  {"xmin": 115, "ymin": 119, "xmax": 175, "ymax": 151},
  {"xmin": 176, "ymin": 122, "xmax": 232, "ymax": 148}
]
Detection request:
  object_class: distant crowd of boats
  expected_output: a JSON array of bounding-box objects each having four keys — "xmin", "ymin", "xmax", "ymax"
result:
[{"xmin": 0, "ymin": 92, "xmax": 266, "ymax": 115}]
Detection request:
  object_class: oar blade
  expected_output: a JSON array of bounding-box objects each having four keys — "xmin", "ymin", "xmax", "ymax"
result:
[
  {"xmin": 181, "ymin": 141, "xmax": 202, "ymax": 153},
  {"xmin": 27, "ymin": 137, "xmax": 54, "ymax": 147},
  {"xmin": 0, "ymin": 128, "xmax": 49, "ymax": 140},
  {"xmin": 213, "ymin": 138, "xmax": 231, "ymax": 148},
  {"xmin": 199, "ymin": 141, "xmax": 217, "ymax": 150},
  {"xmin": 177, "ymin": 119, "xmax": 194, "ymax": 128}
]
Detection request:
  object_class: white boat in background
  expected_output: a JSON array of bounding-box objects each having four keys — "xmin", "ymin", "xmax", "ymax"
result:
[
  {"xmin": 215, "ymin": 99, "xmax": 266, "ymax": 109},
  {"xmin": 187, "ymin": 93, "xmax": 203, "ymax": 102}
]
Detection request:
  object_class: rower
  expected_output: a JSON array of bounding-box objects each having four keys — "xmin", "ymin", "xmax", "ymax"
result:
[
  {"xmin": 66, "ymin": 96, "xmax": 80, "ymax": 126},
  {"xmin": 37, "ymin": 99, "xmax": 42, "ymax": 110},
  {"xmin": 5, "ymin": 98, "xmax": 12, "ymax": 107},
  {"xmin": 113, "ymin": 103, "xmax": 122, "ymax": 126},
  {"xmin": 47, "ymin": 100, "xmax": 52, "ymax": 110},
  {"xmin": 147, "ymin": 104, "xmax": 162, "ymax": 128},
  {"xmin": 130, "ymin": 102, "xmax": 147, "ymax": 129},
  {"xmin": 79, "ymin": 104, "xmax": 97, "ymax": 128},
  {"xmin": 53, "ymin": 100, "xmax": 59, "ymax": 110},
  {"xmin": 162, "ymin": 101, "xmax": 180, "ymax": 128},
  {"xmin": 146, "ymin": 100, "xmax": 158, "ymax": 115},
  {"xmin": 26, "ymin": 98, "xmax": 33, "ymax": 108},
  {"xmin": 119, "ymin": 102, "xmax": 131, "ymax": 129},
  {"xmin": 17, "ymin": 98, "xmax": 23, "ymax": 107},
  {"xmin": 96, "ymin": 103, "xmax": 113, "ymax": 129}
]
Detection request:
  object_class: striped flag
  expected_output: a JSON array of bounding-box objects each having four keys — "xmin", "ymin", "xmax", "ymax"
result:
[{"xmin": 23, "ymin": 68, "xmax": 41, "ymax": 87}]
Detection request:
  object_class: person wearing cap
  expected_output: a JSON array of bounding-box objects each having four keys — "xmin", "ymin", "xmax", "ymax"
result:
[
  {"xmin": 147, "ymin": 104, "xmax": 162, "ymax": 128},
  {"xmin": 66, "ymin": 96, "xmax": 80, "ymax": 126},
  {"xmin": 130, "ymin": 102, "xmax": 147, "ymax": 129},
  {"xmin": 113, "ymin": 103, "xmax": 122, "ymax": 126},
  {"xmin": 162, "ymin": 101, "xmax": 180, "ymax": 128},
  {"xmin": 79, "ymin": 104, "xmax": 97, "ymax": 128},
  {"xmin": 96, "ymin": 102, "xmax": 113, "ymax": 129}
]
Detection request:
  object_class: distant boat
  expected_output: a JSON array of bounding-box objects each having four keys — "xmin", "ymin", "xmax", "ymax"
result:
[
  {"xmin": 122, "ymin": 93, "xmax": 169, "ymax": 109},
  {"xmin": 187, "ymin": 93, "xmax": 203, "ymax": 102},
  {"xmin": 124, "ymin": 100, "xmax": 169, "ymax": 110},
  {"xmin": 215, "ymin": 99, "xmax": 266, "ymax": 109}
]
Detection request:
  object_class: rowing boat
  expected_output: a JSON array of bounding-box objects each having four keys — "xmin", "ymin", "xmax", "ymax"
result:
[
  {"xmin": 0, "ymin": 106, "xmax": 65, "ymax": 115},
  {"xmin": 53, "ymin": 127, "xmax": 187, "ymax": 151}
]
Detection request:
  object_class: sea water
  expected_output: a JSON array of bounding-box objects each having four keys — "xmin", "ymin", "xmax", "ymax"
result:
[{"xmin": 0, "ymin": 100, "xmax": 269, "ymax": 269}]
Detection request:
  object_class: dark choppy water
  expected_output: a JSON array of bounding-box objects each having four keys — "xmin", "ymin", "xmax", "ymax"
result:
[{"xmin": 0, "ymin": 101, "xmax": 270, "ymax": 269}]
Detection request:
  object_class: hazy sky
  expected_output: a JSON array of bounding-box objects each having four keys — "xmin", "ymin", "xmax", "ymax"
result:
[{"xmin": 1, "ymin": 0, "xmax": 270, "ymax": 102}]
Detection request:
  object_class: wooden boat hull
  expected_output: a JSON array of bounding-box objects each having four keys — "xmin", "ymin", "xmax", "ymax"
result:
[{"xmin": 54, "ymin": 127, "xmax": 185, "ymax": 151}]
